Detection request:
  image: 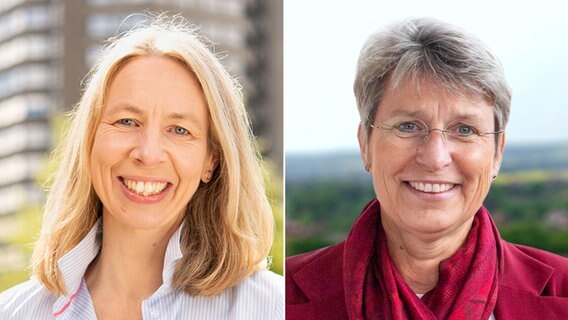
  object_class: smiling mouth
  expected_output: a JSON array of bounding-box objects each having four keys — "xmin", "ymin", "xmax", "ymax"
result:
[
  {"xmin": 408, "ymin": 181, "xmax": 455, "ymax": 193},
  {"xmin": 119, "ymin": 177, "xmax": 169, "ymax": 197}
]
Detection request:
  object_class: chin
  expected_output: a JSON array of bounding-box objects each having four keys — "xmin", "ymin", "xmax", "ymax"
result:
[
  {"xmin": 404, "ymin": 211, "xmax": 460, "ymax": 234},
  {"xmin": 106, "ymin": 206, "xmax": 182, "ymax": 231}
]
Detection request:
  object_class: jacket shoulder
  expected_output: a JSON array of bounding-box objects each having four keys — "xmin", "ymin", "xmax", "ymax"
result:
[
  {"xmin": 286, "ymin": 242, "xmax": 345, "ymax": 304},
  {"xmin": 502, "ymin": 241, "xmax": 568, "ymax": 296},
  {"xmin": 509, "ymin": 243, "xmax": 568, "ymax": 267},
  {"xmin": 287, "ymin": 243, "xmax": 344, "ymax": 272}
]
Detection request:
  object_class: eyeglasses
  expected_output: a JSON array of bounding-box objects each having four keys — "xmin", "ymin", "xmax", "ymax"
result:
[{"xmin": 369, "ymin": 119, "xmax": 503, "ymax": 149}]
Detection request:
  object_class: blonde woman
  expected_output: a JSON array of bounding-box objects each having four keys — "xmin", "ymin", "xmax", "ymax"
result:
[{"xmin": 0, "ymin": 16, "xmax": 282, "ymax": 319}]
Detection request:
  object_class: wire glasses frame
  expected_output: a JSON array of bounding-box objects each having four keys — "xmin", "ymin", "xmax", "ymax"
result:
[{"xmin": 369, "ymin": 120, "xmax": 504, "ymax": 149}]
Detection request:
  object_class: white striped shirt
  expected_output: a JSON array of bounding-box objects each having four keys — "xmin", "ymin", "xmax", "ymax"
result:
[{"xmin": 0, "ymin": 221, "xmax": 284, "ymax": 319}]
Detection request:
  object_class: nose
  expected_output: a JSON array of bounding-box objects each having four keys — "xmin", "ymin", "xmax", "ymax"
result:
[
  {"xmin": 130, "ymin": 128, "xmax": 167, "ymax": 166},
  {"xmin": 415, "ymin": 129, "xmax": 452, "ymax": 171}
]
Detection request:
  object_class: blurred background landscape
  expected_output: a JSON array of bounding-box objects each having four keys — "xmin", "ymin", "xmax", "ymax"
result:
[
  {"xmin": 0, "ymin": 0, "xmax": 283, "ymax": 291},
  {"xmin": 286, "ymin": 144, "xmax": 568, "ymax": 256}
]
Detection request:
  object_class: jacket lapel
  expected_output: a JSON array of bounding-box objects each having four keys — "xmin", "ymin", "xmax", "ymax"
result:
[
  {"xmin": 286, "ymin": 292, "xmax": 349, "ymax": 320},
  {"xmin": 495, "ymin": 242, "xmax": 568, "ymax": 318},
  {"xmin": 495, "ymin": 286, "xmax": 568, "ymax": 319}
]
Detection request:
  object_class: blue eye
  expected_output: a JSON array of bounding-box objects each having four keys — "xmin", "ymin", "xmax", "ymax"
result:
[
  {"xmin": 173, "ymin": 126, "xmax": 189, "ymax": 135},
  {"xmin": 118, "ymin": 118, "xmax": 137, "ymax": 126},
  {"xmin": 395, "ymin": 122, "xmax": 421, "ymax": 133},
  {"xmin": 455, "ymin": 124, "xmax": 477, "ymax": 136}
]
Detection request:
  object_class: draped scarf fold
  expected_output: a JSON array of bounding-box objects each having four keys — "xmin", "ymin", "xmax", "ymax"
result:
[{"xmin": 343, "ymin": 200, "xmax": 503, "ymax": 319}]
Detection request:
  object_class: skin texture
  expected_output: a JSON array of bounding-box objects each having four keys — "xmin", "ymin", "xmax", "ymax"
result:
[
  {"xmin": 86, "ymin": 55, "xmax": 216, "ymax": 319},
  {"xmin": 358, "ymin": 79, "xmax": 505, "ymax": 293}
]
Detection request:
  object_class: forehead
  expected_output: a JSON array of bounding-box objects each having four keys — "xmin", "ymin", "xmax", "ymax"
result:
[
  {"xmin": 376, "ymin": 78, "xmax": 494, "ymax": 123},
  {"xmin": 104, "ymin": 55, "xmax": 207, "ymax": 119}
]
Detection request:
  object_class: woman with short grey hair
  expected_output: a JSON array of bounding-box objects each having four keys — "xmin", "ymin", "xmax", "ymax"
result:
[{"xmin": 286, "ymin": 18, "xmax": 568, "ymax": 319}]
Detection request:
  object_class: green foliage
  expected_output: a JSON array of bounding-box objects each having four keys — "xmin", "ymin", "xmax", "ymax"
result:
[
  {"xmin": 286, "ymin": 180, "xmax": 374, "ymax": 232},
  {"xmin": 286, "ymin": 237, "xmax": 334, "ymax": 257},
  {"xmin": 0, "ymin": 270, "xmax": 30, "ymax": 292},
  {"xmin": 0, "ymin": 117, "xmax": 58, "ymax": 292},
  {"xmin": 499, "ymin": 221, "xmax": 568, "ymax": 255},
  {"xmin": 0, "ymin": 205, "xmax": 43, "ymax": 291},
  {"xmin": 264, "ymin": 161, "xmax": 283, "ymax": 275}
]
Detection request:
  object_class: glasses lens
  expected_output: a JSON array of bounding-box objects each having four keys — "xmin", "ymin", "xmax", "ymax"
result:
[
  {"xmin": 376, "ymin": 120, "xmax": 497, "ymax": 149},
  {"xmin": 382, "ymin": 130, "xmax": 424, "ymax": 149}
]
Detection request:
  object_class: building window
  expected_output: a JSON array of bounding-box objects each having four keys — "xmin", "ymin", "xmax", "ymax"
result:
[
  {"xmin": 26, "ymin": 5, "xmax": 51, "ymax": 29},
  {"xmin": 0, "ymin": 0, "xmax": 26, "ymax": 13},
  {"xmin": 87, "ymin": 0, "xmax": 153, "ymax": 6},
  {"xmin": 0, "ymin": 64, "xmax": 54, "ymax": 99},
  {"xmin": 27, "ymin": 94, "xmax": 52, "ymax": 120},
  {"xmin": 0, "ymin": 153, "xmax": 45, "ymax": 186},
  {"xmin": 0, "ymin": 182, "xmax": 44, "ymax": 216},
  {"xmin": 85, "ymin": 44, "xmax": 103, "ymax": 68},
  {"xmin": 0, "ymin": 94, "xmax": 51, "ymax": 127},
  {"xmin": 0, "ymin": 5, "xmax": 53, "ymax": 43},
  {"xmin": 0, "ymin": 35, "xmax": 56, "ymax": 71},
  {"xmin": 0, "ymin": 122, "xmax": 50, "ymax": 158},
  {"xmin": 200, "ymin": 21, "xmax": 245, "ymax": 48},
  {"xmin": 86, "ymin": 13, "xmax": 146, "ymax": 39},
  {"xmin": 199, "ymin": 0, "xmax": 244, "ymax": 15}
]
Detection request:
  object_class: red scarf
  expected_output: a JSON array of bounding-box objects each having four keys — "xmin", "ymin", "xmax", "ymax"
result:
[{"xmin": 343, "ymin": 200, "xmax": 503, "ymax": 319}]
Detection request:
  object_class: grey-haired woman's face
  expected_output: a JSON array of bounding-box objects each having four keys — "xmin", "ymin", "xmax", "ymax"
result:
[
  {"xmin": 359, "ymin": 79, "xmax": 505, "ymax": 237},
  {"xmin": 90, "ymin": 55, "xmax": 215, "ymax": 230}
]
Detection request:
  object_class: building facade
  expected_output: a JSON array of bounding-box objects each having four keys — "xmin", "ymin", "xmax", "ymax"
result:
[{"xmin": 0, "ymin": 0, "xmax": 282, "ymax": 216}]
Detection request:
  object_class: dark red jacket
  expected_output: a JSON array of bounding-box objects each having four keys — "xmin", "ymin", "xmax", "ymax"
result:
[{"xmin": 287, "ymin": 235, "xmax": 568, "ymax": 319}]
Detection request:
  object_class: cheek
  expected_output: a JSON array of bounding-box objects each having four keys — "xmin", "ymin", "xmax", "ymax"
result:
[
  {"xmin": 89, "ymin": 132, "xmax": 118, "ymax": 203},
  {"xmin": 457, "ymin": 147, "xmax": 495, "ymax": 202},
  {"xmin": 171, "ymin": 146, "xmax": 209, "ymax": 181},
  {"xmin": 370, "ymin": 140, "xmax": 408, "ymax": 176},
  {"xmin": 90, "ymin": 129, "xmax": 131, "ymax": 177},
  {"xmin": 369, "ymin": 141, "xmax": 407, "ymax": 199},
  {"xmin": 460, "ymin": 145, "xmax": 495, "ymax": 179}
]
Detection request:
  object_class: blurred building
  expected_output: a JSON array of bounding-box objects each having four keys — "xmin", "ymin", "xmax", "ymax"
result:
[{"xmin": 0, "ymin": 0, "xmax": 282, "ymax": 216}]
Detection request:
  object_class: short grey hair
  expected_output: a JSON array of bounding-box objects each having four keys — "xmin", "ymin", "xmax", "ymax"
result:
[{"xmin": 354, "ymin": 18, "xmax": 512, "ymax": 134}]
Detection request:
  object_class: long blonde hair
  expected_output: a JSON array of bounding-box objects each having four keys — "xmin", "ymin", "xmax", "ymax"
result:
[{"xmin": 31, "ymin": 15, "xmax": 274, "ymax": 296}]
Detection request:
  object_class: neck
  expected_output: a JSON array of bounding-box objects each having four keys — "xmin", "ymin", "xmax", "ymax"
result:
[
  {"xmin": 381, "ymin": 216, "xmax": 474, "ymax": 294},
  {"xmin": 85, "ymin": 216, "xmax": 181, "ymax": 301}
]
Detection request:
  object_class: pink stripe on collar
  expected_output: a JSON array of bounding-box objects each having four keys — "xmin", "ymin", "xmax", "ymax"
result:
[{"xmin": 52, "ymin": 284, "xmax": 82, "ymax": 317}]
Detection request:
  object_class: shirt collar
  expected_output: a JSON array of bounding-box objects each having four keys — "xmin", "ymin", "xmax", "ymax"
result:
[
  {"xmin": 57, "ymin": 219, "xmax": 102, "ymax": 296},
  {"xmin": 161, "ymin": 222, "xmax": 184, "ymax": 286},
  {"xmin": 56, "ymin": 219, "xmax": 185, "ymax": 297}
]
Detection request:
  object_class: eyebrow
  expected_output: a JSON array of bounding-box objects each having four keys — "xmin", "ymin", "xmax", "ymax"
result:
[
  {"xmin": 107, "ymin": 103, "xmax": 205, "ymax": 129},
  {"xmin": 386, "ymin": 109, "xmax": 423, "ymax": 118},
  {"xmin": 107, "ymin": 103, "xmax": 143, "ymax": 117},
  {"xmin": 385, "ymin": 108, "xmax": 486, "ymax": 123}
]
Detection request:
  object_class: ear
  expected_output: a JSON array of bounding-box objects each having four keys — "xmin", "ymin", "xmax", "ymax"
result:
[
  {"xmin": 202, "ymin": 149, "xmax": 220, "ymax": 183},
  {"xmin": 358, "ymin": 122, "xmax": 371, "ymax": 172},
  {"xmin": 492, "ymin": 131, "xmax": 506, "ymax": 176}
]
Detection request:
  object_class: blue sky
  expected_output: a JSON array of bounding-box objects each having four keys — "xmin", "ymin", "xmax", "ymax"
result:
[{"xmin": 284, "ymin": 0, "xmax": 568, "ymax": 153}]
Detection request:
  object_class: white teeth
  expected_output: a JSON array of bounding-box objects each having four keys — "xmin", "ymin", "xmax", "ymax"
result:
[
  {"xmin": 135, "ymin": 181, "xmax": 144, "ymax": 193},
  {"xmin": 433, "ymin": 184, "xmax": 440, "ymax": 192},
  {"xmin": 123, "ymin": 178, "xmax": 167, "ymax": 196},
  {"xmin": 409, "ymin": 182, "xmax": 454, "ymax": 193}
]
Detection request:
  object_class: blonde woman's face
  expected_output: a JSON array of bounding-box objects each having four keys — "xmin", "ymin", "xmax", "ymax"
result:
[{"xmin": 90, "ymin": 55, "xmax": 215, "ymax": 230}]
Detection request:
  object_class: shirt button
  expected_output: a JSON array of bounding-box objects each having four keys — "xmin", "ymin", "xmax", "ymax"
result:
[{"xmin": 150, "ymin": 310, "xmax": 160, "ymax": 319}]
